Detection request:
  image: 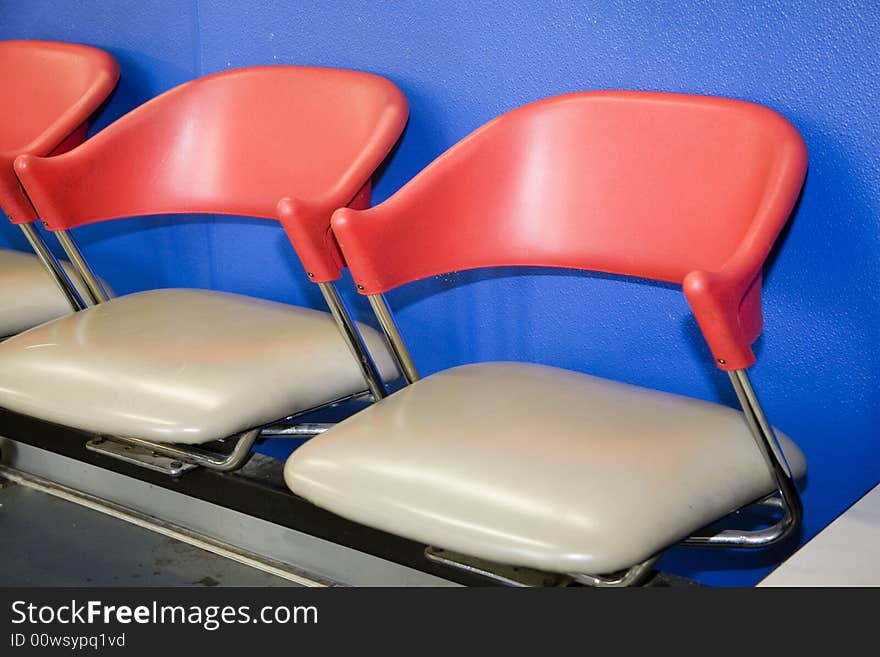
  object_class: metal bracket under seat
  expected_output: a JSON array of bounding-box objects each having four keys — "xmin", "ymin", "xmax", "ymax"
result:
[
  {"xmin": 86, "ymin": 438, "xmax": 198, "ymax": 477},
  {"xmin": 424, "ymin": 546, "xmax": 662, "ymax": 587},
  {"xmin": 81, "ymin": 390, "xmax": 373, "ymax": 477},
  {"xmin": 424, "ymin": 547, "xmax": 574, "ymax": 587},
  {"xmin": 84, "ymin": 429, "xmax": 259, "ymax": 477}
]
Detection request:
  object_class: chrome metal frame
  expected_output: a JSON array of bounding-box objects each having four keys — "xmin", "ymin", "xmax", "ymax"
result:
[
  {"xmin": 424, "ymin": 547, "xmax": 572, "ymax": 587},
  {"xmin": 569, "ymin": 554, "xmax": 662, "ymax": 588},
  {"xmin": 87, "ymin": 389, "xmax": 373, "ymax": 475},
  {"xmin": 91, "ymin": 428, "xmax": 261, "ymax": 473},
  {"xmin": 318, "ymin": 281, "xmax": 387, "ymax": 401},
  {"xmin": 257, "ymin": 389, "xmax": 372, "ymax": 438},
  {"xmin": 684, "ymin": 368, "xmax": 803, "ymax": 547},
  {"xmin": 367, "ymin": 293, "xmax": 420, "ymax": 383},
  {"xmin": 85, "ymin": 438, "xmax": 198, "ymax": 476},
  {"xmin": 425, "ymin": 547, "xmax": 661, "ymax": 588},
  {"xmin": 85, "ymin": 385, "xmax": 375, "ymax": 474},
  {"xmin": 259, "ymin": 423, "xmax": 332, "ymax": 438},
  {"xmin": 54, "ymin": 229, "xmax": 111, "ymax": 304},
  {"xmin": 19, "ymin": 223, "xmax": 86, "ymax": 311}
]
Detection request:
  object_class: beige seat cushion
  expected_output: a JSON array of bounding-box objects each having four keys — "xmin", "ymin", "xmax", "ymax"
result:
[
  {"xmin": 285, "ymin": 361, "xmax": 806, "ymax": 576},
  {"xmin": 0, "ymin": 288, "xmax": 398, "ymax": 444},
  {"xmin": 0, "ymin": 248, "xmax": 96, "ymax": 336}
]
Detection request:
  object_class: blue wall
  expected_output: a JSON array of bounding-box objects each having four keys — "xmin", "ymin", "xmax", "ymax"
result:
[{"xmin": 1, "ymin": 0, "xmax": 878, "ymax": 586}]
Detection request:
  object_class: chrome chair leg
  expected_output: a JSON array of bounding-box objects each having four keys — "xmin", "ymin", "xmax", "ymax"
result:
[
  {"xmin": 684, "ymin": 368, "xmax": 803, "ymax": 547},
  {"xmin": 259, "ymin": 423, "xmax": 332, "ymax": 438},
  {"xmin": 367, "ymin": 293, "xmax": 420, "ymax": 384},
  {"xmin": 54, "ymin": 229, "xmax": 111, "ymax": 304},
  {"xmin": 318, "ymin": 282, "xmax": 387, "ymax": 401},
  {"xmin": 19, "ymin": 223, "xmax": 86, "ymax": 311}
]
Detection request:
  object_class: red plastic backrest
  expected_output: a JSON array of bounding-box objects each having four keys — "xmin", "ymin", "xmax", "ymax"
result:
[
  {"xmin": 331, "ymin": 91, "xmax": 807, "ymax": 370},
  {"xmin": 15, "ymin": 66, "xmax": 408, "ymax": 281},
  {"xmin": 0, "ymin": 40, "xmax": 119, "ymax": 223}
]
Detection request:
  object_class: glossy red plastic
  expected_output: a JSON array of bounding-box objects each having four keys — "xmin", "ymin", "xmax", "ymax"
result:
[
  {"xmin": 331, "ymin": 91, "xmax": 807, "ymax": 370},
  {"xmin": 14, "ymin": 66, "xmax": 408, "ymax": 282},
  {"xmin": 0, "ymin": 40, "xmax": 119, "ymax": 224}
]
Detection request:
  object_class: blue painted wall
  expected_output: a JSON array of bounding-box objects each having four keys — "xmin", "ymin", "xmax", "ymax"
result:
[{"xmin": 1, "ymin": 0, "xmax": 878, "ymax": 586}]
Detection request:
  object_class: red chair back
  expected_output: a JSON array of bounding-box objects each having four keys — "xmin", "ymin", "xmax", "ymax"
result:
[
  {"xmin": 14, "ymin": 66, "xmax": 408, "ymax": 281},
  {"xmin": 330, "ymin": 91, "xmax": 807, "ymax": 369},
  {"xmin": 0, "ymin": 40, "xmax": 119, "ymax": 223}
]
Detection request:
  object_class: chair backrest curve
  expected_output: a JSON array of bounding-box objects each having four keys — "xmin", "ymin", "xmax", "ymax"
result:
[{"xmin": 331, "ymin": 91, "xmax": 807, "ymax": 369}]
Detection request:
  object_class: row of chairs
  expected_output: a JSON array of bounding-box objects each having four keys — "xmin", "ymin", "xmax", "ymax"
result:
[{"xmin": 0, "ymin": 40, "xmax": 807, "ymax": 585}]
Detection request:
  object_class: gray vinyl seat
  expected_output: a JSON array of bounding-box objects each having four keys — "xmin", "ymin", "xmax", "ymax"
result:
[
  {"xmin": 0, "ymin": 288, "xmax": 399, "ymax": 444},
  {"xmin": 0, "ymin": 248, "xmax": 97, "ymax": 337},
  {"xmin": 285, "ymin": 361, "xmax": 806, "ymax": 576}
]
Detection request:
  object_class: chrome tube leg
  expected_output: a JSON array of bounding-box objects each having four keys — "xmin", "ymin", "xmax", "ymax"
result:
[
  {"xmin": 53, "ymin": 229, "xmax": 110, "ymax": 304},
  {"xmin": 257, "ymin": 391, "xmax": 374, "ymax": 438},
  {"xmin": 19, "ymin": 223, "xmax": 86, "ymax": 311},
  {"xmin": 729, "ymin": 369, "xmax": 796, "ymax": 479},
  {"xmin": 729, "ymin": 369, "xmax": 803, "ymax": 529},
  {"xmin": 684, "ymin": 368, "xmax": 803, "ymax": 547},
  {"xmin": 367, "ymin": 293, "xmax": 420, "ymax": 384},
  {"xmin": 259, "ymin": 423, "xmax": 333, "ymax": 438},
  {"xmin": 318, "ymin": 281, "xmax": 387, "ymax": 401},
  {"xmin": 570, "ymin": 553, "xmax": 662, "ymax": 588}
]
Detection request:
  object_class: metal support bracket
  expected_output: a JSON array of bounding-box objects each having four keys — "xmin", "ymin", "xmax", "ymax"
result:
[
  {"xmin": 425, "ymin": 547, "xmax": 661, "ymax": 588},
  {"xmin": 424, "ymin": 547, "xmax": 572, "ymax": 587},
  {"xmin": 258, "ymin": 423, "xmax": 332, "ymax": 438},
  {"xmin": 86, "ymin": 438, "xmax": 197, "ymax": 477},
  {"xmin": 82, "ymin": 389, "xmax": 374, "ymax": 476},
  {"xmin": 84, "ymin": 429, "xmax": 260, "ymax": 476},
  {"xmin": 256, "ymin": 390, "xmax": 372, "ymax": 439}
]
